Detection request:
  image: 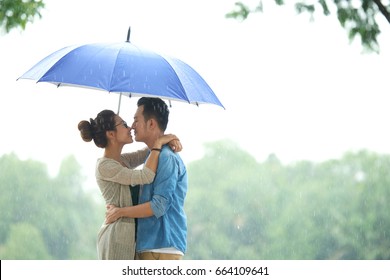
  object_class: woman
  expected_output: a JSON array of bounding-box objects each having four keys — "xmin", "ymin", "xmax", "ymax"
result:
[{"xmin": 78, "ymin": 109, "xmax": 181, "ymax": 260}]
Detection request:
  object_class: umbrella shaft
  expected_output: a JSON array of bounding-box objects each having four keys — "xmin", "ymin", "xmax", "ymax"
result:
[{"xmin": 117, "ymin": 93, "xmax": 122, "ymax": 114}]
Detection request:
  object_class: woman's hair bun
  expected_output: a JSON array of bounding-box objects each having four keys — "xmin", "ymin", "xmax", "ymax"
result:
[{"xmin": 78, "ymin": 120, "xmax": 93, "ymax": 142}]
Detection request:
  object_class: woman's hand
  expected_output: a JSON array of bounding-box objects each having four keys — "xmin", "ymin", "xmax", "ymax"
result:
[
  {"xmin": 105, "ymin": 204, "xmax": 121, "ymax": 224},
  {"xmin": 154, "ymin": 134, "xmax": 182, "ymax": 152},
  {"xmin": 168, "ymin": 137, "xmax": 182, "ymax": 152}
]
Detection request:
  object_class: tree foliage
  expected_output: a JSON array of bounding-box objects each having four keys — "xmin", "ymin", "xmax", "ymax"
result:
[
  {"xmin": 1, "ymin": 223, "xmax": 51, "ymax": 259},
  {"xmin": 226, "ymin": 0, "xmax": 390, "ymax": 52},
  {"xmin": 3, "ymin": 0, "xmax": 388, "ymax": 53},
  {"xmin": 0, "ymin": 0, "xmax": 44, "ymax": 33},
  {"xmin": 184, "ymin": 140, "xmax": 390, "ymax": 259},
  {"xmin": 0, "ymin": 153, "xmax": 103, "ymax": 259},
  {"xmin": 1, "ymin": 141, "xmax": 389, "ymax": 259}
]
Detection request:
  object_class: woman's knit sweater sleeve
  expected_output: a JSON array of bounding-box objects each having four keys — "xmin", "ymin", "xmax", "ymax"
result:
[
  {"xmin": 96, "ymin": 156, "xmax": 155, "ymax": 186},
  {"xmin": 121, "ymin": 147, "xmax": 149, "ymax": 168}
]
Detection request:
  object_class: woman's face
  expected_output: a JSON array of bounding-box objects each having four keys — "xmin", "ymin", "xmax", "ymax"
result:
[{"xmin": 113, "ymin": 116, "xmax": 133, "ymax": 144}]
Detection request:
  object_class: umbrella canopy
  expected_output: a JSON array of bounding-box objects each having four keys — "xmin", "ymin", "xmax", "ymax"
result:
[{"xmin": 18, "ymin": 29, "xmax": 224, "ymax": 110}]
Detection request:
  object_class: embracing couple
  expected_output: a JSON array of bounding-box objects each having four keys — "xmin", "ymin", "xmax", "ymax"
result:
[{"xmin": 78, "ymin": 97, "xmax": 188, "ymax": 260}]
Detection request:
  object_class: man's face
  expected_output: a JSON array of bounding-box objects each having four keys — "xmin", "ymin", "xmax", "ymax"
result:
[{"xmin": 131, "ymin": 105, "xmax": 147, "ymax": 143}]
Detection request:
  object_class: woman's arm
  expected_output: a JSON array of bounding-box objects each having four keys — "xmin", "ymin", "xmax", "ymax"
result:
[
  {"xmin": 121, "ymin": 135, "xmax": 182, "ymax": 169},
  {"xmin": 121, "ymin": 147, "xmax": 149, "ymax": 169},
  {"xmin": 97, "ymin": 159, "xmax": 156, "ymax": 186},
  {"xmin": 97, "ymin": 134, "xmax": 181, "ymax": 186},
  {"xmin": 142, "ymin": 134, "xmax": 180, "ymax": 173}
]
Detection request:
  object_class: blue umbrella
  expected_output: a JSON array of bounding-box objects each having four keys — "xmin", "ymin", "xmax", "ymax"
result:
[{"xmin": 18, "ymin": 28, "xmax": 224, "ymax": 111}]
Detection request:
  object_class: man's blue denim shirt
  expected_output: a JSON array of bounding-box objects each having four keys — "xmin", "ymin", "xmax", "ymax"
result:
[{"xmin": 136, "ymin": 145, "xmax": 188, "ymax": 254}]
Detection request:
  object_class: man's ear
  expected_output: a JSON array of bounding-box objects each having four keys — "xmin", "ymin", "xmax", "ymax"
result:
[{"xmin": 147, "ymin": 118, "xmax": 157, "ymax": 129}]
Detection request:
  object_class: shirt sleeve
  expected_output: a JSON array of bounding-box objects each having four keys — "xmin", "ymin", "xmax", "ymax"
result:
[
  {"xmin": 121, "ymin": 147, "xmax": 149, "ymax": 168},
  {"xmin": 150, "ymin": 150, "xmax": 178, "ymax": 218},
  {"xmin": 96, "ymin": 157, "xmax": 155, "ymax": 186}
]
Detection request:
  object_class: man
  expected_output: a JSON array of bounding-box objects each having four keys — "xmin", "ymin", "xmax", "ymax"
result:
[{"xmin": 106, "ymin": 97, "xmax": 188, "ymax": 260}]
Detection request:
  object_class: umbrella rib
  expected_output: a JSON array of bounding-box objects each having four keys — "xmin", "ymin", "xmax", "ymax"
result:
[
  {"xmin": 157, "ymin": 55, "xmax": 191, "ymax": 104},
  {"xmin": 108, "ymin": 44, "xmax": 123, "ymax": 93}
]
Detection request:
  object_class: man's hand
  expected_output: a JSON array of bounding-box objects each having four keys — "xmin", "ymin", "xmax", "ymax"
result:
[{"xmin": 105, "ymin": 204, "xmax": 120, "ymax": 224}]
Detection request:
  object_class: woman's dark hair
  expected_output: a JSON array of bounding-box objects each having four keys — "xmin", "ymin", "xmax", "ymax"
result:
[
  {"xmin": 78, "ymin": 109, "xmax": 116, "ymax": 148},
  {"xmin": 137, "ymin": 97, "xmax": 169, "ymax": 131}
]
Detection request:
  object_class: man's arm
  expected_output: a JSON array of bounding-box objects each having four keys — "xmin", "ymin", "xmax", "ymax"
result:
[{"xmin": 105, "ymin": 202, "xmax": 154, "ymax": 223}]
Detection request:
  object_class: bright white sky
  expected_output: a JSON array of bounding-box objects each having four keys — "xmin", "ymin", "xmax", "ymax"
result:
[{"xmin": 1, "ymin": 0, "xmax": 390, "ymax": 188}]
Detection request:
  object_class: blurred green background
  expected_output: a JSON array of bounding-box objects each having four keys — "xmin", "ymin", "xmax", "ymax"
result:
[{"xmin": 1, "ymin": 140, "xmax": 389, "ymax": 260}]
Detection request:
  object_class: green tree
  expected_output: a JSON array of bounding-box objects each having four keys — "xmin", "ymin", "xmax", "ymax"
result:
[
  {"xmin": 0, "ymin": 153, "xmax": 103, "ymax": 259},
  {"xmin": 184, "ymin": 140, "xmax": 390, "ymax": 259},
  {"xmin": 185, "ymin": 140, "xmax": 271, "ymax": 259},
  {"xmin": 227, "ymin": 0, "xmax": 390, "ymax": 52},
  {"xmin": 1, "ymin": 143, "xmax": 389, "ymax": 260},
  {"xmin": 52, "ymin": 155, "xmax": 103, "ymax": 259},
  {"xmin": 327, "ymin": 150, "xmax": 390, "ymax": 259},
  {"xmin": 0, "ymin": 223, "xmax": 51, "ymax": 259},
  {"xmin": 0, "ymin": 153, "xmax": 51, "ymax": 245},
  {"xmin": 0, "ymin": 0, "xmax": 45, "ymax": 33}
]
